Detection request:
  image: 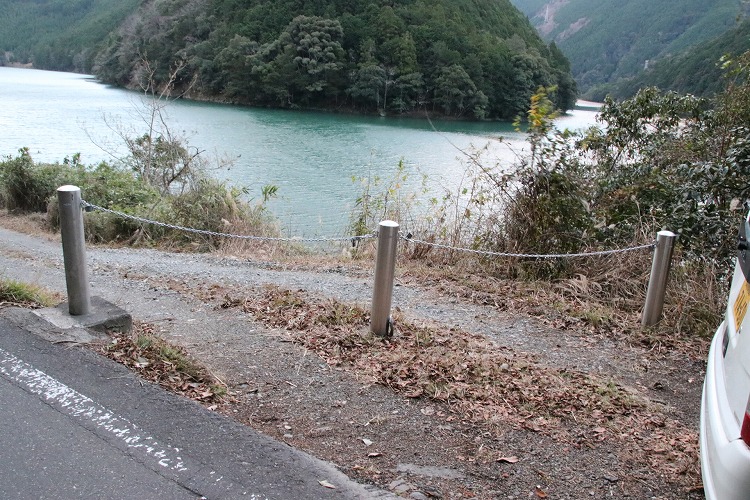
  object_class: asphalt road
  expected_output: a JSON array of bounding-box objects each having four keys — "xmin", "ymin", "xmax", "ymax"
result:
[{"xmin": 0, "ymin": 312, "xmax": 389, "ymax": 499}]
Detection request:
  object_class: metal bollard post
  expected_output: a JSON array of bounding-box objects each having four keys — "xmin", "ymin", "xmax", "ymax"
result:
[
  {"xmin": 57, "ymin": 185, "xmax": 91, "ymax": 316},
  {"xmin": 642, "ymin": 230, "xmax": 677, "ymax": 328},
  {"xmin": 370, "ymin": 220, "xmax": 399, "ymax": 337}
]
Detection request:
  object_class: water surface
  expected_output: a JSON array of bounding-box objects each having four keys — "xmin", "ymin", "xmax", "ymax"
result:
[{"xmin": 1, "ymin": 67, "xmax": 598, "ymax": 235}]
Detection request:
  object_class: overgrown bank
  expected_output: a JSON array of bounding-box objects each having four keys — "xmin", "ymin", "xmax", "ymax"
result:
[{"xmin": 4, "ymin": 50, "xmax": 750, "ymax": 345}]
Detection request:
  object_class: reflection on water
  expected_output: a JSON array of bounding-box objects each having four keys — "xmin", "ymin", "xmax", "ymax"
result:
[{"xmin": 1, "ymin": 67, "xmax": 600, "ymax": 235}]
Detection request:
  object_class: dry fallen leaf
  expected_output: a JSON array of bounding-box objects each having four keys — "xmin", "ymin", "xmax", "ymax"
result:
[
  {"xmin": 497, "ymin": 456, "xmax": 519, "ymax": 464},
  {"xmin": 319, "ymin": 480, "xmax": 336, "ymax": 489},
  {"xmin": 421, "ymin": 406, "xmax": 436, "ymax": 416},
  {"xmin": 535, "ymin": 486, "xmax": 548, "ymax": 498}
]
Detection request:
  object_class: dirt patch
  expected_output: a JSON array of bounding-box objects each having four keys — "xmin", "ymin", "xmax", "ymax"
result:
[
  {"xmin": 140, "ymin": 275, "xmax": 706, "ymax": 499},
  {"xmin": 532, "ymin": 0, "xmax": 571, "ymax": 37}
]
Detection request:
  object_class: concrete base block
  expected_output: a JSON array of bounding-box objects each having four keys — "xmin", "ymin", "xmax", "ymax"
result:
[{"xmin": 35, "ymin": 296, "xmax": 132, "ymax": 334}]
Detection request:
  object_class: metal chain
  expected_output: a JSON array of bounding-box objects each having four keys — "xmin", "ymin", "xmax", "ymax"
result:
[
  {"xmin": 81, "ymin": 201, "xmax": 376, "ymax": 243},
  {"xmin": 400, "ymin": 235, "xmax": 655, "ymax": 259},
  {"xmin": 82, "ymin": 200, "xmax": 655, "ymax": 258}
]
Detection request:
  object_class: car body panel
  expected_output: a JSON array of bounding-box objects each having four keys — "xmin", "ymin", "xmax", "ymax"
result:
[
  {"xmin": 701, "ymin": 321, "xmax": 750, "ymax": 499},
  {"xmin": 701, "ymin": 213, "xmax": 750, "ymax": 499}
]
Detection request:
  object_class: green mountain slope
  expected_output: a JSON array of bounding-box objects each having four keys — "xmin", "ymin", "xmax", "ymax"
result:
[
  {"xmin": 0, "ymin": 0, "xmax": 139, "ymax": 72},
  {"xmin": 510, "ymin": 0, "xmax": 742, "ymax": 92},
  {"xmin": 91, "ymin": 0, "xmax": 576, "ymax": 119},
  {"xmin": 596, "ymin": 19, "xmax": 750, "ymax": 100}
]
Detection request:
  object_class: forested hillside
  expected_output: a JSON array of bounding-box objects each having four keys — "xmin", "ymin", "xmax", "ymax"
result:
[
  {"xmin": 0, "ymin": 0, "xmax": 139, "ymax": 72},
  {"xmin": 510, "ymin": 0, "xmax": 744, "ymax": 93},
  {"xmin": 90, "ymin": 0, "xmax": 576, "ymax": 119},
  {"xmin": 593, "ymin": 20, "xmax": 750, "ymax": 100}
]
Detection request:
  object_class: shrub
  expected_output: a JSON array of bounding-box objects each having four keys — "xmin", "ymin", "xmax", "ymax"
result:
[
  {"xmin": 0, "ymin": 148, "xmax": 71, "ymax": 213},
  {"xmin": 585, "ymin": 80, "xmax": 750, "ymax": 266}
]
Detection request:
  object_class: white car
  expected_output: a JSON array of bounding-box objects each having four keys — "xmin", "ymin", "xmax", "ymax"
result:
[{"xmin": 701, "ymin": 213, "xmax": 750, "ymax": 499}]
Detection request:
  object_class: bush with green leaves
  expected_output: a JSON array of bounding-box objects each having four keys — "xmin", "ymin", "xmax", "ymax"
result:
[
  {"xmin": 414, "ymin": 54, "xmax": 750, "ymax": 285},
  {"xmin": 583, "ymin": 54, "xmax": 750, "ymax": 265},
  {"xmin": 503, "ymin": 89, "xmax": 594, "ymax": 258},
  {"xmin": 0, "ymin": 148, "xmax": 278, "ymax": 249},
  {"xmin": 148, "ymin": 178, "xmax": 277, "ymax": 250},
  {"xmin": 0, "ymin": 148, "xmax": 72, "ymax": 213},
  {"xmin": 416, "ymin": 87, "xmax": 594, "ymax": 275}
]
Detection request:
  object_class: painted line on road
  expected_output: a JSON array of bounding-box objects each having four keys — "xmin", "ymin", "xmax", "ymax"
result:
[{"xmin": 0, "ymin": 346, "xmax": 188, "ymax": 472}]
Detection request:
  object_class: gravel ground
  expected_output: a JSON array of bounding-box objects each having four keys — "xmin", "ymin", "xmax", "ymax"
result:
[{"xmin": 0, "ymin": 223, "xmax": 707, "ymax": 499}]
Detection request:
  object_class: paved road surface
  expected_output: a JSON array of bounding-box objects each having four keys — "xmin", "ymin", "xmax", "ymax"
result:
[{"xmin": 0, "ymin": 313, "xmax": 388, "ymax": 499}]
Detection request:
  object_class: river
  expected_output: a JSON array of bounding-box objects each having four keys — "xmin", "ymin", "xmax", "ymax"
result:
[{"xmin": 0, "ymin": 67, "xmax": 599, "ymax": 236}]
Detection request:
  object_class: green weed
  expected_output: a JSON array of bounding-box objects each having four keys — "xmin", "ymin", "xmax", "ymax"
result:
[{"xmin": 0, "ymin": 278, "xmax": 55, "ymax": 308}]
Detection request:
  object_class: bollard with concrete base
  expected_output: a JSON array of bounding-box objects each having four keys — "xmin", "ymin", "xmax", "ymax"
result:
[
  {"xmin": 33, "ymin": 296, "xmax": 133, "ymax": 336},
  {"xmin": 55, "ymin": 185, "xmax": 132, "ymax": 334},
  {"xmin": 58, "ymin": 185, "xmax": 91, "ymax": 316}
]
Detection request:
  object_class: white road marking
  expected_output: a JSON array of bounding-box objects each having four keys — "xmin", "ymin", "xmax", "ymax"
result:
[{"xmin": 0, "ymin": 346, "xmax": 188, "ymax": 472}]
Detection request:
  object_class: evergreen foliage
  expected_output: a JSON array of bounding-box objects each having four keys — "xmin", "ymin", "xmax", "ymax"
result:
[
  {"xmin": 591, "ymin": 20, "xmax": 750, "ymax": 101},
  {"xmin": 90, "ymin": 0, "xmax": 576, "ymax": 119},
  {"xmin": 0, "ymin": 0, "xmax": 139, "ymax": 72},
  {"xmin": 511, "ymin": 0, "xmax": 742, "ymax": 93}
]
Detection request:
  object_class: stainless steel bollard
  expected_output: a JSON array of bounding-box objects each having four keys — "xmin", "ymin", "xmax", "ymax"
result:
[
  {"xmin": 57, "ymin": 185, "xmax": 91, "ymax": 316},
  {"xmin": 370, "ymin": 220, "xmax": 399, "ymax": 336},
  {"xmin": 642, "ymin": 230, "xmax": 677, "ymax": 328}
]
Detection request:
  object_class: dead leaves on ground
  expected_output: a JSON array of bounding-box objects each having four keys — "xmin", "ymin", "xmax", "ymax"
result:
[
  {"xmin": 96, "ymin": 322, "xmax": 229, "ymax": 407},
  {"xmin": 222, "ymin": 285, "xmax": 699, "ymax": 489}
]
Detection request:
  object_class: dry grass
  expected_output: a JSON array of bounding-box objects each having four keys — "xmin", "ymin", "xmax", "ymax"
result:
[
  {"xmin": 398, "ymin": 241, "xmax": 721, "ymax": 358},
  {"xmin": 0, "ymin": 211, "xmax": 722, "ymax": 350},
  {"xmin": 0, "ymin": 212, "xmax": 58, "ymax": 239}
]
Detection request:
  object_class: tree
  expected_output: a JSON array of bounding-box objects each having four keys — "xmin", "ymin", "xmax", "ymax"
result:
[
  {"xmin": 85, "ymin": 0, "xmax": 576, "ymax": 119},
  {"xmin": 391, "ymin": 72, "xmax": 425, "ymax": 113},
  {"xmin": 214, "ymin": 35, "xmax": 259, "ymax": 100},
  {"xmin": 349, "ymin": 64, "xmax": 386, "ymax": 110},
  {"xmin": 434, "ymin": 64, "xmax": 488, "ymax": 118},
  {"xmin": 284, "ymin": 16, "xmax": 345, "ymax": 99}
]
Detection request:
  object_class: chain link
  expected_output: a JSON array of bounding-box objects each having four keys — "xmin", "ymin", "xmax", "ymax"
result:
[
  {"xmin": 400, "ymin": 235, "xmax": 655, "ymax": 259},
  {"xmin": 81, "ymin": 201, "xmax": 376, "ymax": 243},
  {"xmin": 82, "ymin": 200, "xmax": 655, "ymax": 258}
]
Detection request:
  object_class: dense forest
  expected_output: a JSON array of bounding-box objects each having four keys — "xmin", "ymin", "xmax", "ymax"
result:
[
  {"xmin": 0, "ymin": 0, "xmax": 139, "ymax": 72},
  {"xmin": 592, "ymin": 19, "xmax": 750, "ymax": 100},
  {"xmin": 91, "ymin": 0, "xmax": 576, "ymax": 119},
  {"xmin": 510, "ymin": 0, "xmax": 745, "ymax": 94},
  {"xmin": 0, "ymin": 0, "xmax": 577, "ymax": 120}
]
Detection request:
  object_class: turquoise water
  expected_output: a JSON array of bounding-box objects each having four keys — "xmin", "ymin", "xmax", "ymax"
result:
[{"xmin": 0, "ymin": 67, "xmax": 598, "ymax": 235}]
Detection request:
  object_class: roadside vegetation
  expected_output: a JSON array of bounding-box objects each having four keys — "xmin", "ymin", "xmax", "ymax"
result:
[
  {"xmin": 3, "ymin": 50, "xmax": 750, "ymax": 347},
  {"xmin": 96, "ymin": 322, "xmax": 230, "ymax": 408},
  {"xmin": 0, "ymin": 277, "xmax": 56, "ymax": 309},
  {"xmin": 0, "ymin": 147, "xmax": 277, "ymax": 252},
  {"xmin": 350, "ymin": 50, "xmax": 750, "ymax": 345},
  {"xmin": 0, "ymin": 65, "xmax": 279, "ymax": 253}
]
